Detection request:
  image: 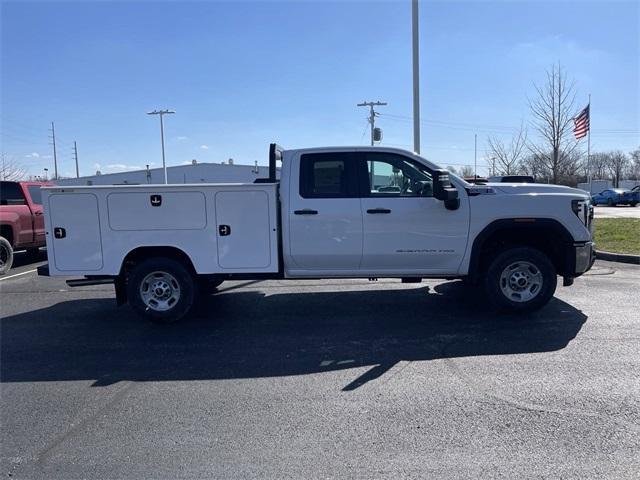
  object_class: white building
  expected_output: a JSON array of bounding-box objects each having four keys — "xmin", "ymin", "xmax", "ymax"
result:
[{"xmin": 55, "ymin": 160, "xmax": 275, "ymax": 186}]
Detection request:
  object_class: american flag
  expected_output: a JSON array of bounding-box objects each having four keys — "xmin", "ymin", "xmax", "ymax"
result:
[{"xmin": 573, "ymin": 104, "xmax": 590, "ymax": 140}]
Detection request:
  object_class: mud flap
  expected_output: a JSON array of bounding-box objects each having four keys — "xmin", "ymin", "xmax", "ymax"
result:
[{"xmin": 114, "ymin": 276, "xmax": 127, "ymax": 306}]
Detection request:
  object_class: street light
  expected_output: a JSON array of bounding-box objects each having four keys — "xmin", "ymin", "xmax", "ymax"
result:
[
  {"xmin": 412, "ymin": 0, "xmax": 420, "ymax": 154},
  {"xmin": 147, "ymin": 109, "xmax": 175, "ymax": 184}
]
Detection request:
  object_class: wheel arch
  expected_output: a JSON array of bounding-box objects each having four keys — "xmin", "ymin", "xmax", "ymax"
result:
[
  {"xmin": 0, "ymin": 223, "xmax": 15, "ymax": 247},
  {"xmin": 468, "ymin": 218, "xmax": 574, "ymax": 281},
  {"xmin": 115, "ymin": 245, "xmax": 198, "ymax": 308},
  {"xmin": 119, "ymin": 245, "xmax": 197, "ymax": 277}
]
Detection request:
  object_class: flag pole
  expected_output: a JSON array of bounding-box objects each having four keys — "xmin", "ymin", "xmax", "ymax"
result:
[{"xmin": 588, "ymin": 94, "xmax": 592, "ymax": 194}]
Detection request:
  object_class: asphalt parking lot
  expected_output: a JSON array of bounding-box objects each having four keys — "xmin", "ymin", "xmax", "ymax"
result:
[{"xmin": 1, "ymin": 253, "xmax": 639, "ymax": 479}]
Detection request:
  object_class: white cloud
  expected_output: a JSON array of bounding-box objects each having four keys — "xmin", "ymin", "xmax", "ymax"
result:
[
  {"xmin": 200, "ymin": 145, "xmax": 209, "ymax": 150},
  {"xmin": 25, "ymin": 152, "xmax": 40, "ymax": 158},
  {"xmin": 176, "ymin": 136, "xmax": 188, "ymax": 141}
]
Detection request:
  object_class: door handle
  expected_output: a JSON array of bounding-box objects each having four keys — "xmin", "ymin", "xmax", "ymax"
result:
[
  {"xmin": 367, "ymin": 208, "xmax": 391, "ymax": 214},
  {"xmin": 34, "ymin": 211, "xmax": 43, "ymax": 216},
  {"xmin": 294, "ymin": 209, "xmax": 318, "ymax": 215}
]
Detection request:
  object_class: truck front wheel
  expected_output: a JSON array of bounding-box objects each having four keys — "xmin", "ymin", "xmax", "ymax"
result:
[
  {"xmin": 127, "ymin": 257, "xmax": 197, "ymax": 324},
  {"xmin": 0, "ymin": 237, "xmax": 14, "ymax": 275},
  {"xmin": 484, "ymin": 247, "xmax": 557, "ymax": 313}
]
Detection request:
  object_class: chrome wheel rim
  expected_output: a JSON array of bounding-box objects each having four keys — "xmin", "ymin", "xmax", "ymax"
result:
[
  {"xmin": 499, "ymin": 261, "xmax": 543, "ymax": 303},
  {"xmin": 139, "ymin": 271, "xmax": 181, "ymax": 311}
]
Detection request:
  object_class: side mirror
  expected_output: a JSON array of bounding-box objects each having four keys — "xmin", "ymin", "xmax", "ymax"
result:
[{"xmin": 432, "ymin": 169, "xmax": 459, "ymax": 210}]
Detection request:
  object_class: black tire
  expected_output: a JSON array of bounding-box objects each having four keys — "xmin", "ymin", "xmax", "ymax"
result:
[
  {"xmin": 0, "ymin": 236, "xmax": 14, "ymax": 275},
  {"xmin": 631, "ymin": 202, "xmax": 638, "ymax": 207},
  {"xmin": 484, "ymin": 247, "xmax": 557, "ymax": 313},
  {"xmin": 607, "ymin": 198, "xmax": 614, "ymax": 207},
  {"xmin": 127, "ymin": 257, "xmax": 197, "ymax": 324}
]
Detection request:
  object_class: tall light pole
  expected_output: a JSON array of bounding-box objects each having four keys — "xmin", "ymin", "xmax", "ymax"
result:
[
  {"xmin": 147, "ymin": 109, "xmax": 175, "ymax": 184},
  {"xmin": 412, "ymin": 0, "xmax": 421, "ymax": 154}
]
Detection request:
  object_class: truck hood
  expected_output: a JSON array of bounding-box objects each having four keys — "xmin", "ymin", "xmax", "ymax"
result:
[{"xmin": 487, "ymin": 183, "xmax": 590, "ymax": 198}]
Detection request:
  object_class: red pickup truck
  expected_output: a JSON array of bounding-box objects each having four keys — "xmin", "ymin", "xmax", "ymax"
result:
[{"xmin": 0, "ymin": 181, "xmax": 50, "ymax": 274}]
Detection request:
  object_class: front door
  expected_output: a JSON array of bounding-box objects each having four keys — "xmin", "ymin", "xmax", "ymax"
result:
[
  {"xmin": 287, "ymin": 152, "xmax": 362, "ymax": 272},
  {"xmin": 358, "ymin": 152, "xmax": 469, "ymax": 274}
]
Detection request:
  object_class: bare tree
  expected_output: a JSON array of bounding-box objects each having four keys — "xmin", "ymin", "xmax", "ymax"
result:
[
  {"xmin": 528, "ymin": 64, "xmax": 581, "ymax": 184},
  {"xmin": 446, "ymin": 165, "xmax": 458, "ymax": 175},
  {"xmin": 607, "ymin": 150, "xmax": 628, "ymax": 187},
  {"xmin": 628, "ymin": 147, "xmax": 640, "ymax": 180},
  {"xmin": 487, "ymin": 124, "xmax": 528, "ymax": 175},
  {"xmin": 459, "ymin": 165, "xmax": 475, "ymax": 177},
  {"xmin": 0, "ymin": 154, "xmax": 27, "ymax": 181},
  {"xmin": 588, "ymin": 152, "xmax": 612, "ymax": 180}
]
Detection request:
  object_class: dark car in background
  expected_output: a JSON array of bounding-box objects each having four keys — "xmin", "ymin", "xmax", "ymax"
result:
[
  {"xmin": 487, "ymin": 175, "xmax": 536, "ymax": 183},
  {"xmin": 591, "ymin": 188, "xmax": 637, "ymax": 207},
  {"xmin": 622, "ymin": 186, "xmax": 640, "ymax": 206}
]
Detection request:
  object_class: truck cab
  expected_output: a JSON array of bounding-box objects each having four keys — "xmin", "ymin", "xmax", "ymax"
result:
[
  {"xmin": 0, "ymin": 181, "xmax": 49, "ymax": 274},
  {"xmin": 39, "ymin": 144, "xmax": 594, "ymax": 323},
  {"xmin": 280, "ymin": 147, "xmax": 467, "ymax": 277}
]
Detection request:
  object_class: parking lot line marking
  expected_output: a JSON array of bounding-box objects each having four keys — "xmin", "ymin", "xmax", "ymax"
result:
[{"xmin": 0, "ymin": 269, "xmax": 37, "ymax": 281}]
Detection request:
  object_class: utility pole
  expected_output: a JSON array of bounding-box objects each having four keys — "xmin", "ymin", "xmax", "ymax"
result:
[
  {"xmin": 73, "ymin": 141, "xmax": 79, "ymax": 178},
  {"xmin": 412, "ymin": 0, "xmax": 421, "ymax": 154},
  {"xmin": 147, "ymin": 109, "xmax": 175, "ymax": 184},
  {"xmin": 357, "ymin": 101, "xmax": 387, "ymax": 146},
  {"xmin": 49, "ymin": 122, "xmax": 58, "ymax": 180},
  {"xmin": 474, "ymin": 133, "xmax": 477, "ymax": 179}
]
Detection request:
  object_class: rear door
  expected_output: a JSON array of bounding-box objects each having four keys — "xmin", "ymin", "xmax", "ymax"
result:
[
  {"xmin": 287, "ymin": 152, "xmax": 362, "ymax": 271},
  {"xmin": 25, "ymin": 184, "xmax": 46, "ymax": 243},
  {"xmin": 357, "ymin": 152, "xmax": 469, "ymax": 274}
]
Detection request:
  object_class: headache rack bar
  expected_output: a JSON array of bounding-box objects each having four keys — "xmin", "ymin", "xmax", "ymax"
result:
[{"xmin": 254, "ymin": 143, "xmax": 283, "ymax": 183}]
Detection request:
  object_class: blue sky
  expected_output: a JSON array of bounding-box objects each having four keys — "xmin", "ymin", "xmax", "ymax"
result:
[{"xmin": 1, "ymin": 0, "xmax": 638, "ymax": 178}]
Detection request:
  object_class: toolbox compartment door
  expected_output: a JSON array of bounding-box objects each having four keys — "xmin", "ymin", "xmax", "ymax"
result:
[
  {"xmin": 107, "ymin": 191, "xmax": 207, "ymax": 231},
  {"xmin": 215, "ymin": 190, "xmax": 272, "ymax": 269},
  {"xmin": 48, "ymin": 193, "xmax": 103, "ymax": 271}
]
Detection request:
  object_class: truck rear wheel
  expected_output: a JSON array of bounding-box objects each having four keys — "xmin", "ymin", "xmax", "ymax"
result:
[
  {"xmin": 127, "ymin": 257, "xmax": 197, "ymax": 324},
  {"xmin": 0, "ymin": 237, "xmax": 14, "ymax": 275},
  {"xmin": 484, "ymin": 247, "xmax": 557, "ymax": 313}
]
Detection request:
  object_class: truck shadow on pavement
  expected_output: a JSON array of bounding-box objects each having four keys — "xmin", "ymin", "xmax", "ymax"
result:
[{"xmin": 0, "ymin": 281, "xmax": 587, "ymax": 391}]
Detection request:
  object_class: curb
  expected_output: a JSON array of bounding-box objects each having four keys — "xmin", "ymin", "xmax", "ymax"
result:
[{"xmin": 595, "ymin": 250, "xmax": 640, "ymax": 265}]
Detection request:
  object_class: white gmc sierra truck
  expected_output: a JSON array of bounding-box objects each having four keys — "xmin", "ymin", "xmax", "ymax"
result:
[{"xmin": 38, "ymin": 144, "xmax": 595, "ymax": 323}]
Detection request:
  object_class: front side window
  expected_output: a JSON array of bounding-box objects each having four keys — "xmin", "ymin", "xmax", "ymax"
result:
[
  {"xmin": 364, "ymin": 153, "xmax": 433, "ymax": 197},
  {"xmin": 300, "ymin": 153, "xmax": 357, "ymax": 198}
]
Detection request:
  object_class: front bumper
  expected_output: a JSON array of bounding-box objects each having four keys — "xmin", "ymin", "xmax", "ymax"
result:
[{"xmin": 573, "ymin": 241, "xmax": 595, "ymax": 275}]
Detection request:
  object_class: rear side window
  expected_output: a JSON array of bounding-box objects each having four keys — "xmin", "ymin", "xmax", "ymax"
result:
[
  {"xmin": 0, "ymin": 182, "xmax": 26, "ymax": 205},
  {"xmin": 27, "ymin": 185, "xmax": 43, "ymax": 205},
  {"xmin": 299, "ymin": 153, "xmax": 358, "ymax": 198}
]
